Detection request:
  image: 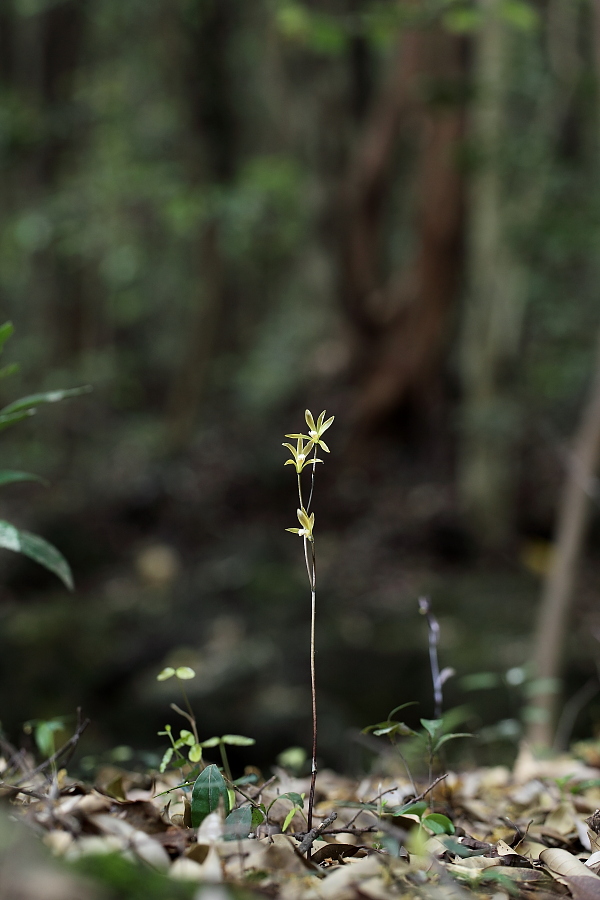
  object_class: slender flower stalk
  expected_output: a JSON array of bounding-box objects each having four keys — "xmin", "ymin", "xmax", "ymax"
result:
[{"xmin": 283, "ymin": 409, "xmax": 333, "ymax": 851}]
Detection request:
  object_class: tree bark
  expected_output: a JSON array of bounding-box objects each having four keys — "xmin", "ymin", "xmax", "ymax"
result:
[
  {"xmin": 458, "ymin": 0, "xmax": 523, "ymax": 548},
  {"xmin": 340, "ymin": 24, "xmax": 465, "ymax": 433}
]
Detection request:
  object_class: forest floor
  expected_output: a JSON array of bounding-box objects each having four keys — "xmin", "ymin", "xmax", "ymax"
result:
[{"xmin": 4, "ymin": 742, "xmax": 600, "ymax": 900}]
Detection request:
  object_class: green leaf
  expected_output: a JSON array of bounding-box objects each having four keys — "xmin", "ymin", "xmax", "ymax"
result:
[
  {"xmin": 175, "ymin": 666, "xmax": 195, "ymax": 680},
  {"xmin": 282, "ymin": 808, "xmax": 297, "ymax": 832},
  {"xmin": 191, "ymin": 764, "xmax": 230, "ymax": 827},
  {"xmin": 420, "ymin": 718, "xmax": 443, "ymax": 739},
  {"xmin": 34, "ymin": 719, "xmax": 63, "ymax": 757},
  {"xmin": 373, "ymin": 722, "xmax": 417, "ymax": 737},
  {"xmin": 251, "ymin": 807, "xmax": 265, "ymax": 828},
  {"xmin": 0, "ymin": 521, "xmax": 73, "ymax": 589},
  {"xmin": 393, "ymin": 800, "xmax": 427, "ymax": 818},
  {"xmin": 188, "ymin": 744, "xmax": 202, "ymax": 763},
  {"xmin": 200, "ymin": 736, "xmax": 221, "ymax": 748},
  {"xmin": 159, "ymin": 747, "xmax": 174, "ymax": 773},
  {"xmin": 433, "ymin": 732, "xmax": 472, "ymax": 753},
  {"xmin": 157, "ymin": 667, "xmax": 175, "ymax": 681},
  {"xmin": 387, "ymin": 701, "xmax": 418, "ymax": 720},
  {"xmin": 372, "ymin": 725, "xmax": 397, "ymax": 736},
  {"xmin": 223, "ymin": 806, "xmax": 252, "ymax": 841},
  {"xmin": 268, "ymin": 791, "xmax": 304, "ymax": 814},
  {"xmin": 0, "ymin": 385, "xmax": 91, "ymax": 416},
  {"xmin": 0, "ymin": 322, "xmax": 14, "ymax": 354},
  {"xmin": 279, "ymin": 792, "xmax": 304, "ymax": 809},
  {"xmin": 0, "ymin": 410, "xmax": 35, "ymax": 433},
  {"xmin": 232, "ymin": 774, "xmax": 258, "ymax": 786},
  {"xmin": 221, "ymin": 734, "xmax": 255, "ymax": 746},
  {"xmin": 422, "ymin": 813, "xmax": 455, "ymax": 835},
  {"xmin": 0, "ymin": 470, "xmax": 47, "ymax": 488}
]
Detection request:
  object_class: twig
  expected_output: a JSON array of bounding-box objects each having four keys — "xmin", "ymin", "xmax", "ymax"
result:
[
  {"xmin": 0, "ymin": 782, "xmax": 46, "ymax": 800},
  {"xmin": 411, "ymin": 773, "xmax": 448, "ymax": 804},
  {"xmin": 291, "ymin": 825, "xmax": 378, "ymax": 838},
  {"xmin": 345, "ymin": 786, "xmax": 398, "ymax": 829},
  {"xmin": 170, "ymin": 703, "xmax": 196, "ymax": 732},
  {"xmin": 246, "ymin": 774, "xmax": 277, "ymax": 801},
  {"xmin": 14, "ymin": 716, "xmax": 90, "ymax": 786},
  {"xmin": 297, "ymin": 811, "xmax": 337, "ymax": 856}
]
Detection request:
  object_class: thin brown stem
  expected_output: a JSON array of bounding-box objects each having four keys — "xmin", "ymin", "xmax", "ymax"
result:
[
  {"xmin": 178, "ymin": 684, "xmax": 199, "ymax": 745},
  {"xmin": 307, "ymin": 537, "xmax": 317, "ymax": 850}
]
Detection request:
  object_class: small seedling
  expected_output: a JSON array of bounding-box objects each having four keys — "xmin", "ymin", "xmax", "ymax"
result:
[
  {"xmin": 283, "ymin": 409, "xmax": 334, "ymax": 836},
  {"xmin": 156, "ymin": 666, "xmax": 255, "ymax": 787}
]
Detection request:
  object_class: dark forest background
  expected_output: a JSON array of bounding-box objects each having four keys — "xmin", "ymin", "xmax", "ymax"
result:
[{"xmin": 1, "ymin": 0, "xmax": 600, "ymax": 773}]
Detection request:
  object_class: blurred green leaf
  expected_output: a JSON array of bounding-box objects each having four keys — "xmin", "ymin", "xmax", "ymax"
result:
[
  {"xmin": 420, "ymin": 718, "xmax": 443, "ymax": 739},
  {"xmin": 387, "ymin": 701, "xmax": 419, "ymax": 720},
  {"xmin": 0, "ymin": 410, "xmax": 35, "ymax": 433},
  {"xmin": 0, "ymin": 470, "xmax": 47, "ymax": 487},
  {"xmin": 0, "ymin": 323, "xmax": 14, "ymax": 354},
  {"xmin": 423, "ymin": 813, "xmax": 455, "ymax": 835},
  {"xmin": 434, "ymin": 732, "xmax": 472, "ymax": 753},
  {"xmin": 221, "ymin": 734, "xmax": 255, "ymax": 746},
  {"xmin": 0, "ymin": 520, "xmax": 73, "ymax": 589},
  {"xmin": 0, "ymin": 364, "xmax": 19, "ymax": 380},
  {"xmin": 499, "ymin": 0, "xmax": 539, "ymax": 30},
  {"xmin": 175, "ymin": 666, "xmax": 195, "ymax": 680},
  {"xmin": 159, "ymin": 747, "xmax": 173, "ymax": 773},
  {"xmin": 392, "ymin": 800, "xmax": 427, "ymax": 818},
  {"xmin": 0, "ymin": 385, "xmax": 91, "ymax": 416},
  {"xmin": 224, "ymin": 806, "xmax": 252, "ymax": 841}
]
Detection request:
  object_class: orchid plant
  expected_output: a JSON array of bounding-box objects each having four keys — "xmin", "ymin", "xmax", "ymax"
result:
[{"xmin": 283, "ymin": 409, "xmax": 333, "ymax": 844}]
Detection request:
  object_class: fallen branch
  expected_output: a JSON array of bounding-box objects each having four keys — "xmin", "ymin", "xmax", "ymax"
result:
[
  {"xmin": 297, "ymin": 811, "xmax": 337, "ymax": 856},
  {"xmin": 15, "ymin": 713, "xmax": 90, "ymax": 787}
]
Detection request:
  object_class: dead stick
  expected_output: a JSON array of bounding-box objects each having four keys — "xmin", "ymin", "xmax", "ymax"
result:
[
  {"xmin": 297, "ymin": 811, "xmax": 337, "ymax": 856},
  {"xmin": 15, "ymin": 716, "xmax": 90, "ymax": 786}
]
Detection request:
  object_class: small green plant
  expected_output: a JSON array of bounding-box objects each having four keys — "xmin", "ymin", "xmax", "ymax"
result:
[
  {"xmin": 156, "ymin": 665, "xmax": 255, "ymax": 782},
  {"xmin": 283, "ymin": 408, "xmax": 334, "ymax": 839},
  {"xmin": 0, "ymin": 322, "xmax": 89, "ymax": 589}
]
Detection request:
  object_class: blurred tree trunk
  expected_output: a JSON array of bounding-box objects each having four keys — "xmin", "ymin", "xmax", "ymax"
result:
[
  {"xmin": 457, "ymin": 0, "xmax": 521, "ymax": 549},
  {"xmin": 3, "ymin": 4, "xmax": 85, "ymax": 364},
  {"xmin": 341, "ymin": 24, "xmax": 465, "ymax": 434},
  {"xmin": 166, "ymin": 0, "xmax": 237, "ymax": 451},
  {"xmin": 526, "ymin": 335, "xmax": 600, "ymax": 747}
]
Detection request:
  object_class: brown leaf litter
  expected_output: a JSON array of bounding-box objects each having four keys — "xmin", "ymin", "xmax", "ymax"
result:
[{"xmin": 4, "ymin": 744, "xmax": 600, "ymax": 899}]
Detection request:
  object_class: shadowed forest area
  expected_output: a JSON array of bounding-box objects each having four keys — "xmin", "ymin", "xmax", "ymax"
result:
[{"xmin": 2, "ymin": 0, "xmax": 600, "ymax": 779}]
